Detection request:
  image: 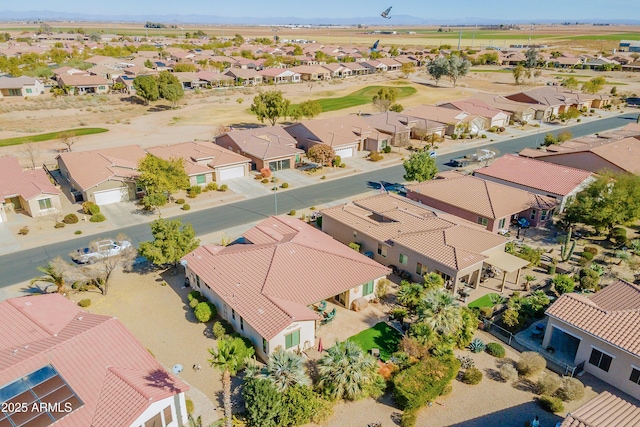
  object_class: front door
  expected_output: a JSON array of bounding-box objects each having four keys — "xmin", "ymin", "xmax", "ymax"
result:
[{"xmin": 8, "ymin": 197, "xmax": 22, "ymax": 211}]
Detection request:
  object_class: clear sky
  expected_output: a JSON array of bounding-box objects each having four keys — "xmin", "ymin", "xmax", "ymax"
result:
[{"xmin": 3, "ymin": 0, "xmax": 638, "ymax": 21}]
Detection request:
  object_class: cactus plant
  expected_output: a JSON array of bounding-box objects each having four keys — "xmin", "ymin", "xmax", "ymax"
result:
[
  {"xmin": 469, "ymin": 338, "xmax": 486, "ymax": 353},
  {"xmin": 560, "ymin": 227, "xmax": 576, "ymax": 262}
]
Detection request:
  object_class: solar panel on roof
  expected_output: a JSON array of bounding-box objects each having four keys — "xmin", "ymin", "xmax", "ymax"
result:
[{"xmin": 0, "ymin": 365, "xmax": 82, "ymax": 427}]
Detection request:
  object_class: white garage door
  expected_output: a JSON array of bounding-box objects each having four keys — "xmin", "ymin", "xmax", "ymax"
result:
[
  {"xmin": 218, "ymin": 165, "xmax": 245, "ymax": 181},
  {"xmin": 334, "ymin": 146, "xmax": 354, "ymax": 158},
  {"xmin": 93, "ymin": 187, "xmax": 128, "ymax": 205}
]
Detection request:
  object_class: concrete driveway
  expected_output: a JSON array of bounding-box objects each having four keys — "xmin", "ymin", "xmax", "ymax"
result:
[{"xmin": 222, "ymin": 177, "xmax": 272, "ymax": 198}]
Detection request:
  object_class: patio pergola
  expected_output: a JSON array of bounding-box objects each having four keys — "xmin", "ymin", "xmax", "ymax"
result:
[{"xmin": 484, "ymin": 251, "xmax": 531, "ymax": 293}]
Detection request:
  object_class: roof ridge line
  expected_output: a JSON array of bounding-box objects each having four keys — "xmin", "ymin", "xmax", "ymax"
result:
[
  {"xmin": 482, "ymin": 179, "xmax": 497, "ymax": 218},
  {"xmin": 106, "ymin": 366, "xmax": 154, "ymax": 401}
]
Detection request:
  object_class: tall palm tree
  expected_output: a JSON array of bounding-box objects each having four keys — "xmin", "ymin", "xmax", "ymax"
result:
[
  {"xmin": 30, "ymin": 261, "xmax": 66, "ymax": 294},
  {"xmin": 208, "ymin": 337, "xmax": 254, "ymax": 427},
  {"xmin": 417, "ymin": 289, "xmax": 462, "ymax": 336},
  {"xmin": 263, "ymin": 348, "xmax": 310, "ymax": 391},
  {"xmin": 317, "ymin": 340, "xmax": 378, "ymax": 401},
  {"xmin": 397, "ymin": 282, "xmax": 424, "ymax": 313}
]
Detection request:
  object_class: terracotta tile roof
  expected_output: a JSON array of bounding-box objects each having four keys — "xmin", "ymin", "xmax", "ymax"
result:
[
  {"xmin": 406, "ymin": 172, "xmax": 557, "ymax": 219},
  {"xmin": 474, "ymin": 154, "xmax": 593, "ymax": 196},
  {"xmin": 561, "ymin": 392, "xmax": 640, "ymax": 427},
  {"xmin": 0, "ymin": 156, "xmax": 60, "ymax": 203},
  {"xmin": 57, "ymin": 145, "xmax": 146, "ymax": 191},
  {"xmin": 404, "ymin": 104, "xmax": 469, "ymax": 124},
  {"xmin": 182, "ymin": 216, "xmax": 390, "ymax": 340},
  {"xmin": 440, "ymin": 99, "xmax": 510, "ymax": 120},
  {"xmin": 285, "ymin": 116, "xmax": 378, "ymax": 148},
  {"xmin": 545, "ymin": 280, "xmax": 640, "ymax": 357},
  {"xmin": 0, "ymin": 294, "xmax": 188, "ymax": 427},
  {"xmin": 321, "ymin": 193, "xmax": 507, "ymax": 271},
  {"xmin": 362, "ymin": 112, "xmax": 413, "ymax": 135},
  {"xmin": 507, "ymin": 87, "xmax": 610, "ymax": 106},
  {"xmin": 0, "ymin": 76, "xmax": 40, "ymax": 89},
  {"xmin": 146, "ymin": 141, "xmax": 249, "ymax": 175},
  {"xmin": 58, "ymin": 74, "xmax": 111, "ymax": 86},
  {"xmin": 470, "ymin": 93, "xmax": 541, "ymax": 114},
  {"xmin": 218, "ymin": 126, "xmax": 304, "ymax": 161}
]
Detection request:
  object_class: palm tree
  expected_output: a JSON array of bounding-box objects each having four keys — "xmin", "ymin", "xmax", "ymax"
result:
[
  {"xmin": 397, "ymin": 282, "xmax": 424, "ymax": 313},
  {"xmin": 523, "ymin": 275, "xmax": 537, "ymax": 291},
  {"xmin": 417, "ymin": 289, "xmax": 462, "ymax": 336},
  {"xmin": 317, "ymin": 340, "xmax": 378, "ymax": 401},
  {"xmin": 30, "ymin": 260, "xmax": 66, "ymax": 294},
  {"xmin": 208, "ymin": 337, "xmax": 254, "ymax": 427},
  {"xmin": 263, "ymin": 348, "xmax": 310, "ymax": 391},
  {"xmin": 423, "ymin": 272, "xmax": 444, "ymax": 291}
]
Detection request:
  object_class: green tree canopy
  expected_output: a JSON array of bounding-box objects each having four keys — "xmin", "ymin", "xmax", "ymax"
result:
[
  {"xmin": 447, "ymin": 55, "xmax": 471, "ymax": 87},
  {"xmin": 138, "ymin": 218, "xmax": 200, "ymax": 266},
  {"xmin": 242, "ymin": 378, "xmax": 282, "ymax": 427},
  {"xmin": 513, "ymin": 65, "xmax": 526, "ymax": 85},
  {"xmin": 403, "ymin": 150, "xmax": 438, "ymax": 182},
  {"xmin": 138, "ymin": 153, "xmax": 189, "ymax": 200},
  {"xmin": 307, "ymin": 144, "xmax": 335, "ymax": 167},
  {"xmin": 582, "ymin": 76, "xmax": 606, "ymax": 94},
  {"xmin": 401, "ymin": 61, "xmax": 416, "ymax": 78},
  {"xmin": 250, "ymin": 90, "xmax": 291, "ymax": 126},
  {"xmin": 372, "ymin": 87, "xmax": 400, "ymax": 112},
  {"xmin": 562, "ymin": 76, "xmax": 579, "ymax": 90},
  {"xmin": 559, "ymin": 106, "xmax": 581, "ymax": 123},
  {"xmin": 157, "ymin": 70, "xmax": 184, "ymax": 107},
  {"xmin": 426, "ymin": 56, "xmax": 450, "ymax": 86},
  {"xmin": 525, "ymin": 46, "xmax": 539, "ymax": 69},
  {"xmin": 291, "ymin": 99, "xmax": 322, "ymax": 120},
  {"xmin": 133, "ymin": 75, "xmax": 159, "ymax": 105}
]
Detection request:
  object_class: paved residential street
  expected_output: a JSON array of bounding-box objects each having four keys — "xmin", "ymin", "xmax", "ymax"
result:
[{"xmin": 1, "ymin": 112, "xmax": 637, "ymax": 287}]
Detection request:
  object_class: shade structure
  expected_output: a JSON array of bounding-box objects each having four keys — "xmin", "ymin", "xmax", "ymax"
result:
[{"xmin": 484, "ymin": 251, "xmax": 531, "ymax": 292}]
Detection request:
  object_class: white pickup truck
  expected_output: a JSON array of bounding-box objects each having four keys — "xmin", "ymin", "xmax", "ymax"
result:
[{"xmin": 72, "ymin": 239, "xmax": 132, "ymax": 264}]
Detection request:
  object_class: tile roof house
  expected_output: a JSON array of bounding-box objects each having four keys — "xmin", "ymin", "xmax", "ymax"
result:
[
  {"xmin": 288, "ymin": 65, "xmax": 332, "ymax": 81},
  {"xmin": 257, "ymin": 68, "xmax": 301, "ymax": 84},
  {"xmin": 57, "ymin": 145, "xmax": 147, "ymax": 206},
  {"xmin": 543, "ymin": 280, "xmax": 640, "ymax": 397},
  {"xmin": 0, "ymin": 76, "xmax": 45, "ymax": 98},
  {"xmin": 0, "ymin": 156, "xmax": 62, "ymax": 223},
  {"xmin": 224, "ymin": 68, "xmax": 263, "ymax": 85},
  {"xmin": 560, "ymin": 391, "xmax": 640, "ymax": 427},
  {"xmin": 57, "ymin": 75, "xmax": 112, "ymax": 95},
  {"xmin": 467, "ymin": 93, "xmax": 540, "ymax": 124},
  {"xmin": 506, "ymin": 87, "xmax": 612, "ymax": 121},
  {"xmin": 321, "ymin": 193, "xmax": 514, "ymax": 295},
  {"xmin": 403, "ymin": 104, "xmax": 485, "ymax": 136},
  {"xmin": 0, "ymin": 294, "xmax": 189, "ymax": 427},
  {"xmin": 284, "ymin": 115, "xmax": 382, "ymax": 158},
  {"xmin": 474, "ymin": 154, "xmax": 595, "ymax": 212},
  {"xmin": 362, "ymin": 112, "xmax": 416, "ymax": 147},
  {"xmin": 215, "ymin": 126, "xmax": 304, "ymax": 171},
  {"xmin": 182, "ymin": 216, "xmax": 390, "ymax": 360},
  {"xmin": 146, "ymin": 141, "xmax": 250, "ymax": 183},
  {"xmin": 437, "ymin": 99, "xmax": 511, "ymax": 129},
  {"xmin": 406, "ymin": 172, "xmax": 558, "ymax": 232}
]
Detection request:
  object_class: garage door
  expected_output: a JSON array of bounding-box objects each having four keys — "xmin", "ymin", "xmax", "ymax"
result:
[
  {"xmin": 218, "ymin": 165, "xmax": 245, "ymax": 181},
  {"xmin": 334, "ymin": 146, "xmax": 354, "ymax": 158},
  {"xmin": 93, "ymin": 187, "xmax": 128, "ymax": 205}
]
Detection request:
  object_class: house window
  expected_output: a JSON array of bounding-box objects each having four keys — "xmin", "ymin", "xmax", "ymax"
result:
[
  {"xmin": 530, "ymin": 210, "xmax": 537, "ymax": 220},
  {"xmin": 363, "ymin": 281, "xmax": 374, "ymax": 296},
  {"xmin": 498, "ymin": 218, "xmax": 506, "ymax": 229},
  {"xmin": 26, "ymin": 88, "xmax": 33, "ymax": 94},
  {"xmin": 38, "ymin": 198, "xmax": 53, "ymax": 210},
  {"xmin": 263, "ymin": 338, "xmax": 268, "ymax": 354},
  {"xmin": 196, "ymin": 275, "xmax": 201, "ymax": 287},
  {"xmin": 399, "ymin": 253, "xmax": 408, "ymax": 266},
  {"xmin": 588, "ymin": 348, "xmax": 613, "ymax": 372},
  {"xmin": 240, "ymin": 317, "xmax": 244, "ymax": 331},
  {"xmin": 477, "ymin": 217, "xmax": 488, "ymax": 227},
  {"xmin": 196, "ymin": 174, "xmax": 206, "ymax": 185},
  {"xmin": 163, "ymin": 406, "xmax": 173, "ymax": 424},
  {"xmin": 629, "ymin": 367, "xmax": 640, "ymax": 386},
  {"xmin": 541, "ymin": 210, "xmax": 548, "ymax": 221},
  {"xmin": 231, "ymin": 308, "xmax": 235, "ymax": 320},
  {"xmin": 416, "ymin": 262, "xmax": 426, "ymax": 275},
  {"xmin": 285, "ymin": 330, "xmax": 300, "ymax": 349},
  {"xmin": 98, "ymin": 85, "xmax": 105, "ymax": 90},
  {"xmin": 377, "ymin": 243, "xmax": 387, "ymax": 257}
]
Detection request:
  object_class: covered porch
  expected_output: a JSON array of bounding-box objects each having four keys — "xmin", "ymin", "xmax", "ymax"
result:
[{"xmin": 483, "ymin": 251, "xmax": 530, "ymax": 293}]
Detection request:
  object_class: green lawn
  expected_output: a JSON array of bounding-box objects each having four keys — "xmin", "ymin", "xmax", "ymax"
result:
[
  {"xmin": 0, "ymin": 128, "xmax": 109, "ymax": 147},
  {"xmin": 347, "ymin": 322, "xmax": 402, "ymax": 361},
  {"xmin": 470, "ymin": 69, "xmax": 512, "ymax": 73},
  {"xmin": 292, "ymin": 85, "xmax": 417, "ymax": 113},
  {"xmin": 468, "ymin": 293, "xmax": 501, "ymax": 309}
]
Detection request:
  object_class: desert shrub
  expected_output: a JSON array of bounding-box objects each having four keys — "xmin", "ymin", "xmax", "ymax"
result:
[
  {"xmin": 462, "ymin": 367, "xmax": 483, "ymax": 385},
  {"xmin": 547, "ymin": 264, "xmax": 556, "ymax": 275},
  {"xmin": 259, "ymin": 167, "xmax": 272, "ymax": 178},
  {"xmin": 74, "ymin": 230, "xmax": 82, "ymax": 235},
  {"xmin": 537, "ymin": 373, "xmax": 561, "ymax": 395},
  {"xmin": 369, "ymin": 151, "xmax": 383, "ymax": 161},
  {"xmin": 486, "ymin": 342, "xmax": 506, "ymax": 358},
  {"xmin": 187, "ymin": 186, "xmax": 201, "ymax": 198},
  {"xmin": 612, "ymin": 227, "xmax": 628, "ymax": 246},
  {"xmin": 581, "ymin": 251, "xmax": 594, "ymax": 261},
  {"xmin": 78, "ymin": 299, "xmax": 91, "ymax": 308},
  {"xmin": 502, "ymin": 307, "xmax": 524, "ymax": 329},
  {"xmin": 188, "ymin": 291, "xmax": 202, "ymax": 301},
  {"xmin": 88, "ymin": 204, "xmax": 101, "ymax": 215},
  {"xmin": 348, "ymin": 242, "xmax": 361, "ymax": 252},
  {"xmin": 281, "ymin": 182, "xmax": 289, "ymax": 188},
  {"xmin": 194, "ymin": 301, "xmax": 217, "ymax": 323},
  {"xmin": 469, "ymin": 338, "xmax": 485, "ymax": 353},
  {"xmin": 212, "ymin": 321, "xmax": 227, "ymax": 339},
  {"xmin": 400, "ymin": 409, "xmax": 418, "ymax": 427},
  {"xmin": 189, "ymin": 298, "xmax": 199, "ymax": 309},
  {"xmin": 332, "ymin": 155, "xmax": 342, "ymax": 167},
  {"xmin": 481, "ymin": 134, "xmax": 487, "ymax": 138},
  {"xmin": 54, "ymin": 222, "xmax": 65, "ymax": 228},
  {"xmin": 89, "ymin": 213, "xmax": 106, "ymax": 222},
  {"xmin": 63, "ymin": 213, "xmax": 79, "ymax": 224},
  {"xmin": 392, "ymin": 356, "xmax": 460, "ymax": 410},
  {"xmin": 555, "ymin": 377, "xmax": 585, "ymax": 402},
  {"xmin": 382, "ymin": 145, "xmax": 392, "ymax": 153},
  {"xmin": 517, "ymin": 352, "xmax": 546, "ymax": 377},
  {"xmin": 82, "ymin": 201, "xmax": 97, "ymax": 214},
  {"xmin": 553, "ymin": 274, "xmax": 575, "ymax": 295},
  {"xmin": 440, "ymin": 384, "xmax": 453, "ymax": 396},
  {"xmin": 218, "ymin": 184, "xmax": 228, "ymax": 191},
  {"xmin": 457, "ymin": 356, "xmax": 474, "ymax": 369},
  {"xmin": 18, "ymin": 227, "xmax": 29, "ymax": 235},
  {"xmin": 262, "ymin": 178, "xmax": 269, "ymax": 183},
  {"xmin": 499, "ymin": 364, "xmax": 518, "ymax": 382},
  {"xmin": 583, "ymin": 246, "xmax": 598, "ymax": 256},
  {"xmin": 451, "ymin": 134, "xmax": 458, "ymax": 140},
  {"xmin": 206, "ymin": 182, "xmax": 218, "ymax": 191},
  {"xmin": 578, "ymin": 268, "xmax": 600, "ymax": 290},
  {"xmin": 539, "ymin": 395, "xmax": 564, "ymax": 413},
  {"xmin": 175, "ymin": 198, "xmax": 185, "ymax": 204},
  {"xmin": 488, "ymin": 126, "xmax": 498, "ymax": 132},
  {"xmin": 479, "ymin": 307, "xmax": 494, "ymax": 319},
  {"xmin": 185, "ymin": 399, "xmax": 194, "ymax": 415},
  {"xmin": 182, "ymin": 204, "xmax": 191, "ymax": 211},
  {"xmin": 498, "ymin": 127, "xmax": 506, "ymax": 132},
  {"xmin": 391, "ymin": 307, "xmax": 408, "ymax": 320}
]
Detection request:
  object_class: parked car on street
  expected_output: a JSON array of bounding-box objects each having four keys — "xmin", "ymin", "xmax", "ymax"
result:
[{"xmin": 72, "ymin": 239, "xmax": 133, "ymax": 264}]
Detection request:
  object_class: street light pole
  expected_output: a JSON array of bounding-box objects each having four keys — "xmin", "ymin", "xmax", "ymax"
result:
[{"xmin": 272, "ymin": 166, "xmax": 278, "ymax": 215}]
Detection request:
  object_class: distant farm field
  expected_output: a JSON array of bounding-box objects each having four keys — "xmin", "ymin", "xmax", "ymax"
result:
[{"xmin": 293, "ymin": 85, "xmax": 417, "ymax": 113}]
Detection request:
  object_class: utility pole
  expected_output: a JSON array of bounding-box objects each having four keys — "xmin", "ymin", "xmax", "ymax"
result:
[{"xmin": 457, "ymin": 30, "xmax": 462, "ymax": 51}]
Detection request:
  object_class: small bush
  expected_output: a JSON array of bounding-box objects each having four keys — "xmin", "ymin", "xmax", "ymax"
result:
[
  {"xmin": 382, "ymin": 145, "xmax": 392, "ymax": 153},
  {"xmin": 451, "ymin": 134, "xmax": 458, "ymax": 140},
  {"xmin": 457, "ymin": 355, "xmax": 474, "ymax": 369},
  {"xmin": 469, "ymin": 338, "xmax": 486, "ymax": 353},
  {"xmin": 82, "ymin": 201, "xmax": 97, "ymax": 214},
  {"xmin": 488, "ymin": 126, "xmax": 498, "ymax": 132},
  {"xmin": 499, "ymin": 364, "xmax": 518, "ymax": 382},
  {"xmin": 462, "ymin": 367, "xmax": 483, "ymax": 385},
  {"xmin": 583, "ymin": 246, "xmax": 598, "ymax": 256},
  {"xmin": 480, "ymin": 307, "xmax": 494, "ymax": 319},
  {"xmin": 54, "ymin": 222, "xmax": 66, "ymax": 228},
  {"xmin": 440, "ymin": 384, "xmax": 453, "ymax": 396},
  {"xmin": 339, "ymin": 163, "xmax": 346, "ymax": 168},
  {"xmin": 88, "ymin": 204, "xmax": 101, "ymax": 215},
  {"xmin": 555, "ymin": 377, "xmax": 585, "ymax": 402},
  {"xmin": 289, "ymin": 209, "xmax": 296, "ymax": 216},
  {"xmin": 321, "ymin": 175, "xmax": 326, "ymax": 180},
  {"xmin": 212, "ymin": 321, "xmax": 227, "ymax": 339},
  {"xmin": 400, "ymin": 409, "xmax": 417, "ymax": 427},
  {"xmin": 612, "ymin": 227, "xmax": 628, "ymax": 246},
  {"xmin": 188, "ymin": 290, "xmax": 202, "ymax": 302},
  {"xmin": 18, "ymin": 226, "xmax": 29, "ymax": 235},
  {"xmin": 89, "ymin": 213, "xmax": 106, "ymax": 222},
  {"xmin": 218, "ymin": 184, "xmax": 228, "ymax": 192},
  {"xmin": 498, "ymin": 127, "xmax": 506, "ymax": 132},
  {"xmin": 332, "ymin": 155, "xmax": 341, "ymax": 167},
  {"xmin": 581, "ymin": 251, "xmax": 594, "ymax": 261},
  {"xmin": 63, "ymin": 213, "xmax": 79, "ymax": 224},
  {"xmin": 539, "ymin": 395, "xmax": 564, "ymax": 413},
  {"xmin": 186, "ymin": 399, "xmax": 194, "ymax": 415},
  {"xmin": 189, "ymin": 298, "xmax": 199, "ymax": 309},
  {"xmin": 182, "ymin": 204, "xmax": 191, "ymax": 211},
  {"xmin": 78, "ymin": 299, "xmax": 91, "ymax": 308},
  {"xmin": 281, "ymin": 182, "xmax": 289, "ymax": 189},
  {"xmin": 74, "ymin": 230, "xmax": 82, "ymax": 235},
  {"xmin": 547, "ymin": 264, "xmax": 557, "ymax": 275},
  {"xmin": 262, "ymin": 178, "xmax": 269, "ymax": 183},
  {"xmin": 481, "ymin": 134, "xmax": 487, "ymax": 138},
  {"xmin": 369, "ymin": 151, "xmax": 383, "ymax": 162},
  {"xmin": 194, "ymin": 301, "xmax": 217, "ymax": 323},
  {"xmin": 537, "ymin": 373, "xmax": 561, "ymax": 395},
  {"xmin": 517, "ymin": 352, "xmax": 547, "ymax": 377},
  {"xmin": 206, "ymin": 182, "xmax": 218, "ymax": 191},
  {"xmin": 393, "ymin": 357, "xmax": 460, "ymax": 410},
  {"xmin": 175, "ymin": 198, "xmax": 186, "ymax": 205},
  {"xmin": 486, "ymin": 342, "xmax": 506, "ymax": 358}
]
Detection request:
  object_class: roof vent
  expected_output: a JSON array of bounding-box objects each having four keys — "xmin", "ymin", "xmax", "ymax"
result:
[
  {"xmin": 77, "ymin": 316, "xmax": 83, "ymax": 321},
  {"xmin": 12, "ymin": 349, "xmax": 18, "ymax": 355}
]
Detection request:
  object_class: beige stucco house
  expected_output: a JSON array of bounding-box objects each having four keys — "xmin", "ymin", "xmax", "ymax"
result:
[{"xmin": 0, "ymin": 76, "xmax": 45, "ymax": 98}]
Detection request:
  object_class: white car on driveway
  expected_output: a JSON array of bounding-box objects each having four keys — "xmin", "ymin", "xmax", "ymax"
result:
[{"xmin": 72, "ymin": 239, "xmax": 132, "ymax": 264}]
